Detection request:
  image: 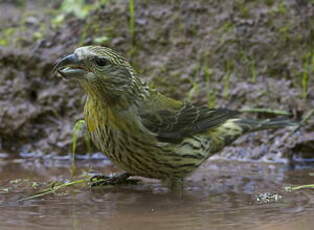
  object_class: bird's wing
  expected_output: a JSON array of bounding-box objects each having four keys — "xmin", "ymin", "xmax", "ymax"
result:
[{"xmin": 140, "ymin": 102, "xmax": 240, "ymax": 143}]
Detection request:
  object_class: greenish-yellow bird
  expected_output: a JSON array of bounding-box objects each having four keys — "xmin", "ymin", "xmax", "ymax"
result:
[{"xmin": 54, "ymin": 46, "xmax": 296, "ymax": 188}]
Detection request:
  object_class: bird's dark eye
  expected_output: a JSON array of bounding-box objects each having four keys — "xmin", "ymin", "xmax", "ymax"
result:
[{"xmin": 94, "ymin": 57, "xmax": 109, "ymax": 66}]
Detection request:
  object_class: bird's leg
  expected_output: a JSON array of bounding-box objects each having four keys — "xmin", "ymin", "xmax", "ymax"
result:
[
  {"xmin": 170, "ymin": 178, "xmax": 184, "ymax": 191},
  {"xmin": 90, "ymin": 172, "xmax": 139, "ymax": 187},
  {"xmin": 162, "ymin": 177, "xmax": 184, "ymax": 197}
]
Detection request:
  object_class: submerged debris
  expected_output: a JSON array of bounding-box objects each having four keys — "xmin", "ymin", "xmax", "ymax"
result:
[{"xmin": 256, "ymin": 192, "xmax": 282, "ymax": 204}]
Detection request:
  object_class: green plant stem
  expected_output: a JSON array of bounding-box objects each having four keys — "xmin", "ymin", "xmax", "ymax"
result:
[
  {"xmin": 18, "ymin": 179, "xmax": 89, "ymax": 202},
  {"xmin": 129, "ymin": 0, "xmax": 135, "ymax": 44},
  {"xmin": 285, "ymin": 184, "xmax": 314, "ymax": 191},
  {"xmin": 71, "ymin": 119, "xmax": 86, "ymax": 176}
]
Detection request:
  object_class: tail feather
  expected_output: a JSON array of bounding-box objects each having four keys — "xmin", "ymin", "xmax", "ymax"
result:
[{"xmin": 235, "ymin": 118, "xmax": 298, "ymax": 133}]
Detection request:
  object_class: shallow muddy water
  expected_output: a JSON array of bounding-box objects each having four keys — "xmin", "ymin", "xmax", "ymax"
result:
[{"xmin": 0, "ymin": 154, "xmax": 314, "ymax": 230}]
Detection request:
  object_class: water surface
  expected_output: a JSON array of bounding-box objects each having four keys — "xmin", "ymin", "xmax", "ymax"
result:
[{"xmin": 0, "ymin": 154, "xmax": 314, "ymax": 230}]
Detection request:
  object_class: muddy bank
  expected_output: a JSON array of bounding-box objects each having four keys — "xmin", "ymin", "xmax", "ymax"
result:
[{"xmin": 0, "ymin": 0, "xmax": 313, "ymax": 162}]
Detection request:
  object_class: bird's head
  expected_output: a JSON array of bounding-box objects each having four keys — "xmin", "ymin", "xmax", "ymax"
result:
[{"xmin": 54, "ymin": 46, "xmax": 144, "ymax": 105}]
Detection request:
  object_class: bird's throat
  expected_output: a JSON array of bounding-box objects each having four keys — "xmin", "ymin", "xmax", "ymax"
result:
[{"xmin": 83, "ymin": 95, "xmax": 140, "ymax": 134}]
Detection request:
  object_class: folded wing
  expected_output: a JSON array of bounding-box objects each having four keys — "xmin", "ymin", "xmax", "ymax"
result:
[{"xmin": 140, "ymin": 103, "xmax": 239, "ymax": 143}]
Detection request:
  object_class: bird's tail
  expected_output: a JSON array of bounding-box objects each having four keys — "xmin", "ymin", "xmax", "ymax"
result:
[{"xmin": 235, "ymin": 118, "xmax": 298, "ymax": 133}]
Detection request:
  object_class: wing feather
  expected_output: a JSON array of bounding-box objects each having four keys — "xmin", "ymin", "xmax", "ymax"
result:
[{"xmin": 140, "ymin": 103, "xmax": 239, "ymax": 143}]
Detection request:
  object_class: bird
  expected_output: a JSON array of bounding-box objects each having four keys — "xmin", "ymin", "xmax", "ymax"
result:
[{"xmin": 54, "ymin": 46, "xmax": 297, "ymax": 189}]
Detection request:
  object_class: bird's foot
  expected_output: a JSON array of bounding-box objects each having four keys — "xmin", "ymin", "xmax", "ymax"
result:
[{"xmin": 90, "ymin": 173, "xmax": 139, "ymax": 187}]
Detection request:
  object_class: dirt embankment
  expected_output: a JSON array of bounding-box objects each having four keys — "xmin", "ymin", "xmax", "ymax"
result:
[{"xmin": 0, "ymin": 0, "xmax": 313, "ymax": 162}]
